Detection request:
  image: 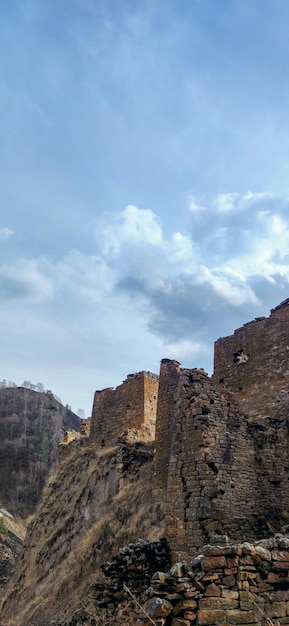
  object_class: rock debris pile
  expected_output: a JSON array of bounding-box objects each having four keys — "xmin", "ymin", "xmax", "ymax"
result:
[{"xmin": 137, "ymin": 533, "xmax": 289, "ymax": 625}]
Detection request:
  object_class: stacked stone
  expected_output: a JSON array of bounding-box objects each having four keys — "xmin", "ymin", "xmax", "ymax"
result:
[
  {"xmin": 80, "ymin": 418, "xmax": 91, "ymax": 437},
  {"xmin": 90, "ymin": 371, "xmax": 158, "ymax": 448},
  {"xmin": 163, "ymin": 365, "xmax": 259, "ymax": 561},
  {"xmin": 89, "ymin": 538, "xmax": 170, "ymax": 619},
  {"xmin": 100, "ymin": 538, "xmax": 170, "ymax": 595},
  {"xmin": 138, "ymin": 534, "xmax": 289, "ymax": 625}
]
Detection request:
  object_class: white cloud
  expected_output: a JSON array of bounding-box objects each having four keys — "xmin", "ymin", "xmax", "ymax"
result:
[
  {"xmin": 199, "ymin": 266, "xmax": 259, "ymax": 307},
  {"xmin": 55, "ymin": 250, "xmax": 115, "ymax": 303},
  {"xmin": 0, "ymin": 259, "xmax": 53, "ymax": 301},
  {"xmin": 97, "ymin": 205, "xmax": 163, "ymax": 255},
  {"xmin": 214, "ymin": 193, "xmax": 238, "ymax": 213},
  {"xmin": 162, "ymin": 338, "xmax": 211, "ymax": 364},
  {"xmin": 0, "ymin": 227, "xmax": 14, "ymax": 241},
  {"xmin": 187, "ymin": 196, "xmax": 207, "ymax": 213},
  {"xmin": 3, "ymin": 193, "xmax": 289, "ymax": 415}
]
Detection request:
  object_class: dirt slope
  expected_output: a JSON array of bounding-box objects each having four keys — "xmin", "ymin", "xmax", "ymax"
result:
[{"xmin": 0, "ymin": 439, "xmax": 165, "ymax": 626}]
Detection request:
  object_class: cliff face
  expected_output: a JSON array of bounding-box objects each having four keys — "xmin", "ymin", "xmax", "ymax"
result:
[
  {"xmin": 0, "ymin": 509, "xmax": 26, "ymax": 603},
  {"xmin": 0, "ymin": 439, "xmax": 165, "ymax": 626},
  {"xmin": 0, "ymin": 387, "xmax": 80, "ymax": 518}
]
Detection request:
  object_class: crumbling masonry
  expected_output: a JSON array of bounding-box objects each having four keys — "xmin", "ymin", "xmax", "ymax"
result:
[
  {"xmin": 90, "ymin": 370, "xmax": 158, "ymax": 446},
  {"xmin": 90, "ymin": 298, "xmax": 289, "ymax": 563}
]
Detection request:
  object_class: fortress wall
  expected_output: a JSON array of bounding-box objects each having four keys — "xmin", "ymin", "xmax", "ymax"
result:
[
  {"xmin": 153, "ymin": 359, "xmax": 181, "ymax": 494},
  {"xmin": 89, "ymin": 371, "xmax": 158, "ymax": 447},
  {"xmin": 155, "ymin": 359, "xmax": 289, "ymax": 563},
  {"xmin": 163, "ymin": 367, "xmax": 258, "ymax": 561},
  {"xmin": 213, "ymin": 300, "xmax": 289, "ymax": 420}
]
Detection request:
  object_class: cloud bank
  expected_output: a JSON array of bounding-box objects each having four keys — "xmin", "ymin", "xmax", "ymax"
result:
[{"xmin": 2, "ymin": 191, "xmax": 289, "ymax": 412}]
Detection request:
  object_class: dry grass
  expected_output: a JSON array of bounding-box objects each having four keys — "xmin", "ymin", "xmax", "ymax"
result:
[{"xmin": 0, "ymin": 441, "xmax": 165, "ymax": 626}]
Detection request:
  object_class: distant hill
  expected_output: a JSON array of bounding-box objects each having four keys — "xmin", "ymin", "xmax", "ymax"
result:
[{"xmin": 0, "ymin": 386, "xmax": 80, "ymax": 518}]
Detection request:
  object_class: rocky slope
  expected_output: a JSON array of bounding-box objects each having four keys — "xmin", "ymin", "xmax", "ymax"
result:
[
  {"xmin": 0, "ymin": 508, "xmax": 26, "ymax": 602},
  {"xmin": 0, "ymin": 438, "xmax": 165, "ymax": 626},
  {"xmin": 0, "ymin": 387, "xmax": 80, "ymax": 518}
]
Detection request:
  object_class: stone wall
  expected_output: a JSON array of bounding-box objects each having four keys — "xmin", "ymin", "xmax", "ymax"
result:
[
  {"xmin": 83, "ymin": 533, "xmax": 289, "ymax": 626},
  {"xmin": 213, "ymin": 298, "xmax": 289, "ymax": 420},
  {"xmin": 80, "ymin": 418, "xmax": 90, "ymax": 437},
  {"xmin": 89, "ymin": 371, "xmax": 158, "ymax": 448},
  {"xmin": 91, "ymin": 298, "xmax": 289, "ymax": 563},
  {"xmin": 154, "ymin": 360, "xmax": 289, "ymax": 563},
  {"xmin": 139, "ymin": 533, "xmax": 289, "ymax": 626},
  {"xmin": 153, "ymin": 359, "xmax": 181, "ymax": 496}
]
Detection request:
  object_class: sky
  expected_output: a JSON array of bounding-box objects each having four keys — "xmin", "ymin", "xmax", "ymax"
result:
[{"xmin": 2, "ymin": 0, "xmax": 289, "ymax": 415}]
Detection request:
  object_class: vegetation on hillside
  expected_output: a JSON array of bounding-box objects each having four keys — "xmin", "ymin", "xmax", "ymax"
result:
[{"xmin": 0, "ymin": 387, "xmax": 80, "ymax": 518}]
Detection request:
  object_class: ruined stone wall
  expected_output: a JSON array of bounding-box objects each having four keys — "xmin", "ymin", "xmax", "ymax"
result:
[
  {"xmin": 89, "ymin": 371, "xmax": 158, "ymax": 448},
  {"xmin": 213, "ymin": 298, "xmax": 289, "ymax": 420},
  {"xmin": 153, "ymin": 359, "xmax": 181, "ymax": 495},
  {"xmin": 141, "ymin": 535, "xmax": 289, "ymax": 626},
  {"xmin": 154, "ymin": 360, "xmax": 289, "ymax": 562},
  {"xmin": 80, "ymin": 418, "xmax": 90, "ymax": 437},
  {"xmin": 89, "ymin": 533, "xmax": 289, "ymax": 626}
]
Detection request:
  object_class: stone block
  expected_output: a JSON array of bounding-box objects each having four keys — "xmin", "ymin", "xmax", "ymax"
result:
[
  {"xmin": 199, "ymin": 597, "xmax": 238, "ymax": 610},
  {"xmin": 254, "ymin": 545, "xmax": 271, "ymax": 561},
  {"xmin": 205, "ymin": 582, "xmax": 222, "ymax": 597},
  {"xmin": 142, "ymin": 597, "xmax": 173, "ymax": 619},
  {"xmin": 197, "ymin": 609, "xmax": 227, "ymax": 624},
  {"xmin": 271, "ymin": 550, "xmax": 289, "ymax": 561},
  {"xmin": 226, "ymin": 609, "xmax": 256, "ymax": 623},
  {"xmin": 201, "ymin": 556, "xmax": 227, "ymax": 571},
  {"xmin": 222, "ymin": 589, "xmax": 239, "ymax": 600},
  {"xmin": 222, "ymin": 574, "xmax": 236, "ymax": 586},
  {"xmin": 266, "ymin": 601, "xmax": 287, "ymax": 618},
  {"xmin": 173, "ymin": 599, "xmax": 197, "ymax": 615}
]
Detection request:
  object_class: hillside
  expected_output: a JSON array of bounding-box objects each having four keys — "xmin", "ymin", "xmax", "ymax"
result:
[
  {"xmin": 4, "ymin": 301, "xmax": 289, "ymax": 625},
  {"xmin": 0, "ymin": 387, "xmax": 80, "ymax": 518},
  {"xmin": 0, "ymin": 509, "xmax": 25, "ymax": 602},
  {"xmin": 0, "ymin": 439, "xmax": 165, "ymax": 625}
]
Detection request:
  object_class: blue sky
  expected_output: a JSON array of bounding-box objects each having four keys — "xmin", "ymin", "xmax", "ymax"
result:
[{"xmin": 2, "ymin": 0, "xmax": 289, "ymax": 415}]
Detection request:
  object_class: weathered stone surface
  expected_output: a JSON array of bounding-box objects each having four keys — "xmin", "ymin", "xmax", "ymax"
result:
[
  {"xmin": 226, "ymin": 608, "xmax": 256, "ymax": 623},
  {"xmin": 197, "ymin": 608, "xmax": 227, "ymax": 624},
  {"xmin": 90, "ymin": 371, "xmax": 159, "ymax": 447},
  {"xmin": 172, "ymin": 599, "xmax": 197, "ymax": 614},
  {"xmin": 255, "ymin": 545, "xmax": 271, "ymax": 560},
  {"xmin": 201, "ymin": 556, "xmax": 227, "ymax": 571},
  {"xmin": 199, "ymin": 596, "xmax": 238, "ymax": 610},
  {"xmin": 142, "ymin": 597, "xmax": 173, "ymax": 618},
  {"xmin": 205, "ymin": 582, "xmax": 221, "ymax": 597},
  {"xmin": 266, "ymin": 601, "xmax": 287, "ymax": 618}
]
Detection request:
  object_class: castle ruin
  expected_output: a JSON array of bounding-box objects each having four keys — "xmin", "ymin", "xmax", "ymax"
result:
[
  {"xmin": 89, "ymin": 370, "xmax": 159, "ymax": 446},
  {"xmin": 89, "ymin": 299, "xmax": 289, "ymax": 563}
]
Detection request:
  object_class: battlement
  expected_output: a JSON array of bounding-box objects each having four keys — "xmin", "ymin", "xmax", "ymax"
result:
[{"xmin": 89, "ymin": 370, "xmax": 159, "ymax": 447}]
